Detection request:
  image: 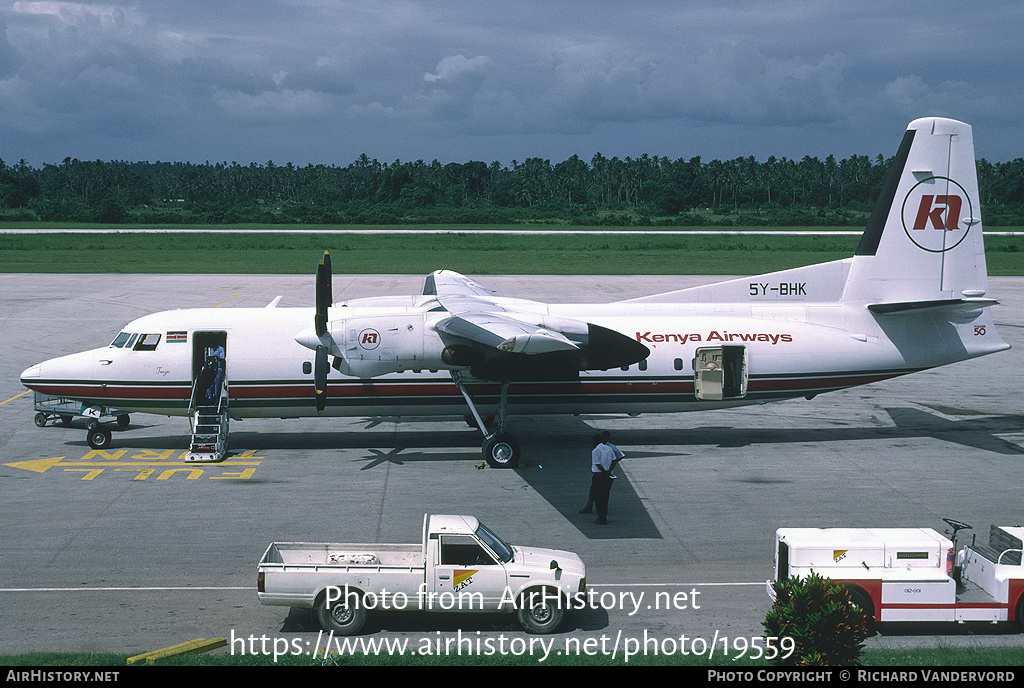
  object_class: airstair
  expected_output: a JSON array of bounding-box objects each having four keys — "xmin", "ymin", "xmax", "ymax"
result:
[{"xmin": 184, "ymin": 364, "xmax": 229, "ymax": 463}]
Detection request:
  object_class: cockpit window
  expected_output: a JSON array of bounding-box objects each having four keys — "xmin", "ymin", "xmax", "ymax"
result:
[
  {"xmin": 133, "ymin": 333, "xmax": 161, "ymax": 351},
  {"xmin": 110, "ymin": 332, "xmax": 132, "ymax": 348}
]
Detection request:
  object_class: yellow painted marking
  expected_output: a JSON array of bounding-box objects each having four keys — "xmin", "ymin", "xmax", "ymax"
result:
[
  {"xmin": 116, "ymin": 468, "xmax": 155, "ymax": 480},
  {"xmin": 130, "ymin": 449, "xmax": 178, "ymax": 461},
  {"xmin": 4, "ymin": 459, "xmax": 259, "ymax": 473},
  {"xmin": 210, "ymin": 468, "xmax": 257, "ymax": 479},
  {"xmin": 0, "ymin": 389, "xmax": 30, "ymax": 406},
  {"xmin": 210, "ymin": 291, "xmax": 241, "ymax": 308},
  {"xmin": 64, "ymin": 468, "xmax": 104, "ymax": 480},
  {"xmin": 4, "ymin": 457, "xmax": 65, "ymax": 473},
  {"xmin": 80, "ymin": 449, "xmax": 128, "ymax": 461},
  {"xmin": 127, "ymin": 638, "xmax": 227, "ymax": 665},
  {"xmin": 4, "ymin": 448, "xmax": 264, "ymax": 479},
  {"xmin": 157, "ymin": 468, "xmax": 204, "ymax": 480}
]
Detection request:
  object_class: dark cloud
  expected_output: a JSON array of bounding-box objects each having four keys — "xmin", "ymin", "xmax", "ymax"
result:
[{"xmin": 1, "ymin": 1, "xmax": 1021, "ymax": 165}]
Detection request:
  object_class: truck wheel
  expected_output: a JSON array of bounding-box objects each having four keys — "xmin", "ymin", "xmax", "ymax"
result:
[
  {"xmin": 847, "ymin": 587, "xmax": 875, "ymax": 632},
  {"xmin": 316, "ymin": 595, "xmax": 367, "ymax": 636},
  {"xmin": 34, "ymin": 413, "xmax": 47, "ymax": 428},
  {"xmin": 87, "ymin": 425, "xmax": 112, "ymax": 450},
  {"xmin": 483, "ymin": 432, "xmax": 520, "ymax": 469},
  {"xmin": 517, "ymin": 590, "xmax": 565, "ymax": 634}
]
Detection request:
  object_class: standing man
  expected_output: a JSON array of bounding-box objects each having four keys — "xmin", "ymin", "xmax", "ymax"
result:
[
  {"xmin": 590, "ymin": 433, "xmax": 624, "ymax": 525},
  {"xmin": 580, "ymin": 431, "xmax": 626, "ymax": 514},
  {"xmin": 600, "ymin": 431, "xmax": 625, "ymax": 476}
]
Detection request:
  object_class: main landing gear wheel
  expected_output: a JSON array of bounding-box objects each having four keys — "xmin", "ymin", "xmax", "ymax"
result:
[
  {"xmin": 116, "ymin": 414, "xmax": 131, "ymax": 428},
  {"xmin": 86, "ymin": 424, "xmax": 112, "ymax": 450},
  {"xmin": 483, "ymin": 432, "xmax": 520, "ymax": 469}
]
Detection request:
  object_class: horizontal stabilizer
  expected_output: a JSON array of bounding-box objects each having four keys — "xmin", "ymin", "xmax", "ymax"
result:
[{"xmin": 867, "ymin": 297, "xmax": 998, "ymax": 315}]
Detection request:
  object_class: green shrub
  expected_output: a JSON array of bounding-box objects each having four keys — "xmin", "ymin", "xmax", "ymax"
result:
[{"xmin": 763, "ymin": 573, "xmax": 868, "ymax": 666}]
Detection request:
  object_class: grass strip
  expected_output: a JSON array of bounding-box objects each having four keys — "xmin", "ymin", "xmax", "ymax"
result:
[{"xmin": 2, "ymin": 230, "xmax": 1021, "ymax": 275}]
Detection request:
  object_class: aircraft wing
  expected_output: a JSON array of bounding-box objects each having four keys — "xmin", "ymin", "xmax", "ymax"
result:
[
  {"xmin": 426, "ymin": 269, "xmax": 584, "ymax": 354},
  {"xmin": 423, "ymin": 270, "xmax": 499, "ymax": 298},
  {"xmin": 422, "ymin": 270, "xmax": 648, "ymax": 377}
]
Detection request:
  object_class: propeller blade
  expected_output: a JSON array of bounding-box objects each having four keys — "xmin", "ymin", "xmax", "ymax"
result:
[
  {"xmin": 315, "ymin": 251, "xmax": 332, "ymax": 337},
  {"xmin": 315, "ymin": 344, "xmax": 329, "ymax": 414}
]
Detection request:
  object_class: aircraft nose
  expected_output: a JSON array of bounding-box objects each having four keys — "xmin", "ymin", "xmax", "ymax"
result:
[{"xmin": 20, "ymin": 363, "xmax": 42, "ymax": 388}]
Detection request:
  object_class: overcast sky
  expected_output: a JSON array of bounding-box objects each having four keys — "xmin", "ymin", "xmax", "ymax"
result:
[{"xmin": 1, "ymin": 1, "xmax": 1022, "ymax": 168}]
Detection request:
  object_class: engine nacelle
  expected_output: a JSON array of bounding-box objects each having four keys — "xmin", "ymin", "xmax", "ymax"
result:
[{"xmin": 329, "ymin": 313, "xmax": 448, "ymax": 378}]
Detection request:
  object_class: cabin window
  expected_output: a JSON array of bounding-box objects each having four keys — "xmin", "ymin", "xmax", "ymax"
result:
[
  {"xmin": 674, "ymin": 358, "xmax": 684, "ymax": 371},
  {"xmin": 440, "ymin": 535, "xmax": 497, "ymax": 566},
  {"xmin": 302, "ymin": 361, "xmax": 312, "ymax": 375},
  {"xmin": 638, "ymin": 360, "xmax": 648, "ymax": 371},
  {"xmin": 133, "ymin": 333, "xmax": 161, "ymax": 351}
]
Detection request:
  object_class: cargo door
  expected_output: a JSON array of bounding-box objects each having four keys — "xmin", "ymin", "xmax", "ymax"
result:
[{"xmin": 693, "ymin": 345, "xmax": 747, "ymax": 400}]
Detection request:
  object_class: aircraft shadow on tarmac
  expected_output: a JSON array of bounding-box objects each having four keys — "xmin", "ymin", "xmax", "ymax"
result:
[{"xmin": 44, "ymin": 406, "xmax": 1023, "ymax": 541}]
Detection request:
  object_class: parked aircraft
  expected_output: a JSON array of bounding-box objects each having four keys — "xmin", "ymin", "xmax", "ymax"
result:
[{"xmin": 20, "ymin": 118, "xmax": 1009, "ymax": 467}]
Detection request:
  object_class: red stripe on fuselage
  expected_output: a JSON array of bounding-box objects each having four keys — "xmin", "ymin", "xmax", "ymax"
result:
[{"xmin": 27, "ymin": 369, "xmax": 909, "ymax": 406}]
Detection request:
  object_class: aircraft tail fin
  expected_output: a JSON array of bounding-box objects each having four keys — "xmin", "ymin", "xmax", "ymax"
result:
[
  {"xmin": 843, "ymin": 117, "xmax": 989, "ymax": 306},
  {"xmin": 619, "ymin": 118, "xmax": 999, "ymax": 313}
]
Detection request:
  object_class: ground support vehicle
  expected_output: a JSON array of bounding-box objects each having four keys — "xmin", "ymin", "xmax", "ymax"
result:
[
  {"xmin": 33, "ymin": 392, "xmax": 129, "ymax": 448},
  {"xmin": 768, "ymin": 519, "xmax": 1024, "ymax": 628},
  {"xmin": 257, "ymin": 514, "xmax": 587, "ymax": 635}
]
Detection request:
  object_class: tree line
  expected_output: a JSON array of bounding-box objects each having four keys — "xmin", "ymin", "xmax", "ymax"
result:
[{"xmin": 2, "ymin": 151, "xmax": 1023, "ymax": 226}]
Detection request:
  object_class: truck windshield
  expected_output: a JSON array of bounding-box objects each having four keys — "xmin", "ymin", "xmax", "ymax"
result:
[{"xmin": 476, "ymin": 522, "xmax": 513, "ymax": 563}]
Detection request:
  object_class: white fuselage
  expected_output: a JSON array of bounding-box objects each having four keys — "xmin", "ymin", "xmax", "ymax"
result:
[{"xmin": 19, "ymin": 291, "xmax": 1006, "ymax": 420}]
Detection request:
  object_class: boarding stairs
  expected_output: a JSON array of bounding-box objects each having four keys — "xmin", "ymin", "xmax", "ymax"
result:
[{"xmin": 185, "ymin": 374, "xmax": 229, "ymax": 463}]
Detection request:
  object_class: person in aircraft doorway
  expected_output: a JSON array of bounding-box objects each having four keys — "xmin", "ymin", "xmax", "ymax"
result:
[{"xmin": 201, "ymin": 345, "xmax": 225, "ymax": 404}]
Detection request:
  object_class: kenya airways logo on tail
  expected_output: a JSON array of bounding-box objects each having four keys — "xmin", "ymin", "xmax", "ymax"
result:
[{"xmin": 901, "ymin": 176, "xmax": 974, "ymax": 253}]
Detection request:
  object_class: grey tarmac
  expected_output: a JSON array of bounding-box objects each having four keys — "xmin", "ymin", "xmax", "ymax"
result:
[{"xmin": 1, "ymin": 273, "xmax": 1022, "ymax": 660}]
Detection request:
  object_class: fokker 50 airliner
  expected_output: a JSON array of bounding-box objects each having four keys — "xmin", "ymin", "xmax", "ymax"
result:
[{"xmin": 20, "ymin": 118, "xmax": 1010, "ymax": 467}]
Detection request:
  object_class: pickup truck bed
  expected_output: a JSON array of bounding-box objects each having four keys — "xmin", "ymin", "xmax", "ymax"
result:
[{"xmin": 264, "ymin": 542, "xmax": 424, "ymax": 567}]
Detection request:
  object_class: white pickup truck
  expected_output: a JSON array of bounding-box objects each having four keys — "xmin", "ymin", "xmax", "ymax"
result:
[
  {"xmin": 768, "ymin": 519, "xmax": 1024, "ymax": 628},
  {"xmin": 257, "ymin": 514, "xmax": 587, "ymax": 635}
]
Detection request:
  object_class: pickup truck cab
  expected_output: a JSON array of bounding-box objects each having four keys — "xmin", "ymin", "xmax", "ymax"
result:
[
  {"xmin": 768, "ymin": 520, "xmax": 1024, "ymax": 628},
  {"xmin": 258, "ymin": 514, "xmax": 587, "ymax": 635}
]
